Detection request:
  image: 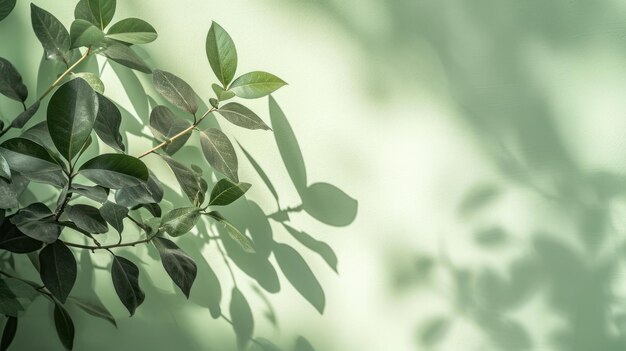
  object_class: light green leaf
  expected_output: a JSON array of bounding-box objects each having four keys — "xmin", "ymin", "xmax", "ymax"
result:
[
  {"xmin": 200, "ymin": 128, "xmax": 238, "ymax": 182},
  {"xmin": 0, "ymin": 57, "xmax": 28, "ymax": 102},
  {"xmin": 230, "ymin": 71, "xmax": 286, "ymax": 99},
  {"xmin": 0, "ymin": 0, "xmax": 16, "ymax": 22},
  {"xmin": 152, "ymin": 70, "xmax": 198, "ymax": 115},
  {"xmin": 47, "ymin": 78, "xmax": 98, "ymax": 161},
  {"xmin": 149, "ymin": 105, "xmax": 191, "ymax": 155},
  {"xmin": 88, "ymin": 0, "xmax": 116, "ymax": 30},
  {"xmin": 69, "ymin": 19, "xmax": 104, "ymax": 49},
  {"xmin": 218, "ymin": 102, "xmax": 270, "ymax": 130},
  {"xmin": 99, "ymin": 42, "xmax": 151, "ymax": 73},
  {"xmin": 212, "ymin": 84, "xmax": 235, "ymax": 101},
  {"xmin": 78, "ymin": 153, "xmax": 148, "ymax": 189},
  {"xmin": 107, "ymin": 18, "xmax": 157, "ymax": 44},
  {"xmin": 206, "ymin": 22, "xmax": 237, "ymax": 86},
  {"xmin": 209, "ymin": 178, "xmax": 250, "ymax": 206},
  {"xmin": 161, "ymin": 207, "xmax": 201, "ymax": 237},
  {"xmin": 30, "ymin": 4, "xmax": 70, "ymax": 62},
  {"xmin": 94, "ymin": 93, "xmax": 125, "ymax": 151},
  {"xmin": 70, "ymin": 72, "xmax": 104, "ymax": 93}
]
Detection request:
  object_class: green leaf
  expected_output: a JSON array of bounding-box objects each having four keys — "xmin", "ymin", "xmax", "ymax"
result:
[
  {"xmin": 230, "ymin": 72, "xmax": 286, "ymax": 99},
  {"xmin": 66, "ymin": 204, "xmax": 109, "ymax": 234},
  {"xmin": 161, "ymin": 207, "xmax": 201, "ymax": 237},
  {"xmin": 99, "ymin": 201, "xmax": 127, "ymax": 233},
  {"xmin": 0, "ymin": 57, "xmax": 28, "ymax": 102},
  {"xmin": 0, "ymin": 0, "xmax": 16, "ymax": 22},
  {"xmin": 149, "ymin": 105, "xmax": 191, "ymax": 155},
  {"xmin": 30, "ymin": 4, "xmax": 70, "ymax": 62},
  {"xmin": 209, "ymin": 178, "xmax": 250, "ymax": 206},
  {"xmin": 107, "ymin": 18, "xmax": 157, "ymax": 44},
  {"xmin": 69, "ymin": 296, "xmax": 116, "ymax": 328},
  {"xmin": 0, "ymin": 138, "xmax": 65, "ymax": 187},
  {"xmin": 99, "ymin": 42, "xmax": 151, "ymax": 73},
  {"xmin": 295, "ymin": 336, "xmax": 315, "ymax": 351},
  {"xmin": 74, "ymin": 0, "xmax": 98, "ymax": 26},
  {"xmin": 39, "ymin": 241, "xmax": 77, "ymax": 303},
  {"xmin": 0, "ymin": 154, "xmax": 10, "ymax": 180},
  {"xmin": 0, "ymin": 218, "xmax": 43, "ymax": 253},
  {"xmin": 11, "ymin": 101, "xmax": 41, "ymax": 129},
  {"xmin": 111, "ymin": 255, "xmax": 144, "ymax": 316},
  {"xmin": 152, "ymin": 70, "xmax": 198, "ymax": 115},
  {"xmin": 200, "ymin": 128, "xmax": 238, "ymax": 182},
  {"xmin": 11, "ymin": 203, "xmax": 62, "ymax": 243},
  {"xmin": 229, "ymin": 287, "xmax": 253, "ymax": 350},
  {"xmin": 53, "ymin": 301, "xmax": 74, "ymax": 350},
  {"xmin": 283, "ymin": 224, "xmax": 338, "ymax": 273},
  {"xmin": 212, "ymin": 84, "xmax": 235, "ymax": 101},
  {"xmin": 0, "ymin": 316, "xmax": 17, "ymax": 351},
  {"xmin": 205, "ymin": 22, "xmax": 237, "ymax": 87},
  {"xmin": 94, "ymin": 93, "xmax": 125, "ymax": 152},
  {"xmin": 71, "ymin": 72, "xmax": 104, "ymax": 93},
  {"xmin": 69, "ymin": 19, "xmax": 104, "ymax": 49},
  {"xmin": 47, "ymin": 78, "xmax": 98, "ymax": 161},
  {"xmin": 70, "ymin": 184, "xmax": 108, "ymax": 203},
  {"xmin": 115, "ymin": 171, "xmax": 163, "ymax": 207},
  {"xmin": 273, "ymin": 243, "xmax": 325, "ymax": 313},
  {"xmin": 153, "ymin": 236, "xmax": 197, "ymax": 298},
  {"xmin": 161, "ymin": 155, "xmax": 206, "ymax": 206},
  {"xmin": 0, "ymin": 278, "xmax": 37, "ymax": 317},
  {"xmin": 217, "ymin": 103, "xmax": 270, "ymax": 130},
  {"xmin": 88, "ymin": 0, "xmax": 116, "ymax": 30},
  {"xmin": 78, "ymin": 154, "xmax": 148, "ymax": 189}
]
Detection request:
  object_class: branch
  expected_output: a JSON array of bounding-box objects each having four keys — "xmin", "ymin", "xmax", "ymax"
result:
[{"xmin": 62, "ymin": 232, "xmax": 159, "ymax": 251}]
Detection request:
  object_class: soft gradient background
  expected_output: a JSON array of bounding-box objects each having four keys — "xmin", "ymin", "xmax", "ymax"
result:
[{"xmin": 2, "ymin": 0, "xmax": 626, "ymax": 350}]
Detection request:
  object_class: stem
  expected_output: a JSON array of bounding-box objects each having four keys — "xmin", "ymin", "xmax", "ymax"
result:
[
  {"xmin": 138, "ymin": 107, "xmax": 216, "ymax": 159},
  {"xmin": 62, "ymin": 231, "xmax": 159, "ymax": 251}
]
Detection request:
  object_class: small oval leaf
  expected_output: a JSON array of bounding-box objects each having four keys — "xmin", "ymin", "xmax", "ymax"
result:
[
  {"xmin": 230, "ymin": 71, "xmax": 286, "ymax": 99},
  {"xmin": 218, "ymin": 103, "xmax": 270, "ymax": 130},
  {"xmin": 200, "ymin": 128, "xmax": 238, "ymax": 182},
  {"xmin": 206, "ymin": 22, "xmax": 237, "ymax": 87},
  {"xmin": 107, "ymin": 18, "xmax": 157, "ymax": 44}
]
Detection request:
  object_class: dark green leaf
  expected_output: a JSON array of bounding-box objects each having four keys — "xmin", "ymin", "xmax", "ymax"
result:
[
  {"xmin": 11, "ymin": 101, "xmax": 40, "ymax": 129},
  {"xmin": 230, "ymin": 287, "xmax": 253, "ymax": 350},
  {"xmin": 153, "ymin": 236, "xmax": 197, "ymax": 298},
  {"xmin": 283, "ymin": 224, "xmax": 337, "ymax": 273},
  {"xmin": 94, "ymin": 93, "xmax": 124, "ymax": 151},
  {"xmin": 0, "ymin": 154, "xmax": 9, "ymax": 180},
  {"xmin": 11, "ymin": 203, "xmax": 62, "ymax": 243},
  {"xmin": 161, "ymin": 155, "xmax": 206, "ymax": 206},
  {"xmin": 302, "ymin": 182, "xmax": 358, "ymax": 227},
  {"xmin": 70, "ymin": 184, "xmax": 108, "ymax": 203},
  {"xmin": 71, "ymin": 72, "xmax": 104, "ymax": 93},
  {"xmin": 69, "ymin": 296, "xmax": 116, "ymax": 328},
  {"xmin": 161, "ymin": 207, "xmax": 201, "ymax": 237},
  {"xmin": 66, "ymin": 204, "xmax": 109, "ymax": 234},
  {"xmin": 295, "ymin": 336, "xmax": 315, "ymax": 351},
  {"xmin": 0, "ymin": 57, "xmax": 27, "ymax": 102},
  {"xmin": 0, "ymin": 0, "xmax": 16, "ymax": 22},
  {"xmin": 273, "ymin": 243, "xmax": 325, "ymax": 313},
  {"xmin": 99, "ymin": 201, "xmax": 127, "ymax": 233},
  {"xmin": 88, "ymin": 0, "xmax": 116, "ymax": 30},
  {"xmin": 149, "ymin": 105, "xmax": 191, "ymax": 155},
  {"xmin": 209, "ymin": 178, "xmax": 250, "ymax": 206},
  {"xmin": 200, "ymin": 128, "xmax": 238, "ymax": 182},
  {"xmin": 152, "ymin": 70, "xmax": 198, "ymax": 115},
  {"xmin": 0, "ymin": 316, "xmax": 17, "ymax": 351},
  {"xmin": 111, "ymin": 255, "xmax": 144, "ymax": 316},
  {"xmin": 74, "ymin": 0, "xmax": 98, "ymax": 26},
  {"xmin": 107, "ymin": 18, "xmax": 157, "ymax": 44},
  {"xmin": 53, "ymin": 302, "xmax": 74, "ymax": 350},
  {"xmin": 0, "ymin": 138, "xmax": 65, "ymax": 187},
  {"xmin": 30, "ymin": 4, "xmax": 70, "ymax": 62},
  {"xmin": 218, "ymin": 103, "xmax": 270, "ymax": 130},
  {"xmin": 78, "ymin": 153, "xmax": 148, "ymax": 189},
  {"xmin": 69, "ymin": 19, "xmax": 104, "ymax": 49},
  {"xmin": 47, "ymin": 78, "xmax": 98, "ymax": 161},
  {"xmin": 115, "ymin": 170, "xmax": 163, "ymax": 207},
  {"xmin": 269, "ymin": 96, "xmax": 306, "ymax": 193},
  {"xmin": 40, "ymin": 241, "xmax": 77, "ymax": 303},
  {"xmin": 212, "ymin": 84, "xmax": 235, "ymax": 101},
  {"xmin": 206, "ymin": 22, "xmax": 237, "ymax": 87},
  {"xmin": 99, "ymin": 42, "xmax": 151, "ymax": 73},
  {"xmin": 230, "ymin": 72, "xmax": 286, "ymax": 99},
  {"xmin": 0, "ymin": 278, "xmax": 37, "ymax": 317},
  {"xmin": 0, "ymin": 219, "xmax": 42, "ymax": 253}
]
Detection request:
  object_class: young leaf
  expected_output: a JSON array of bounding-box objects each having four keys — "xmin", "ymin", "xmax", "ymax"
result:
[
  {"xmin": 205, "ymin": 22, "xmax": 237, "ymax": 87},
  {"xmin": 71, "ymin": 72, "xmax": 104, "ymax": 93},
  {"xmin": 0, "ymin": 0, "xmax": 16, "ymax": 22},
  {"xmin": 69, "ymin": 19, "xmax": 104, "ymax": 49},
  {"xmin": 217, "ymin": 103, "xmax": 271, "ymax": 130},
  {"xmin": 94, "ymin": 93, "xmax": 125, "ymax": 151},
  {"xmin": 149, "ymin": 106, "xmax": 191, "ymax": 155},
  {"xmin": 161, "ymin": 155, "xmax": 206, "ymax": 206},
  {"xmin": 152, "ymin": 70, "xmax": 198, "ymax": 115},
  {"xmin": 30, "ymin": 4, "xmax": 70, "ymax": 62},
  {"xmin": 88, "ymin": 0, "xmax": 116, "ymax": 30},
  {"xmin": 66, "ymin": 204, "xmax": 109, "ymax": 234},
  {"xmin": 209, "ymin": 178, "xmax": 250, "ymax": 206},
  {"xmin": 39, "ymin": 241, "xmax": 77, "ymax": 303},
  {"xmin": 273, "ymin": 243, "xmax": 325, "ymax": 313},
  {"xmin": 99, "ymin": 42, "xmax": 151, "ymax": 73},
  {"xmin": 229, "ymin": 72, "xmax": 286, "ymax": 99},
  {"xmin": 153, "ymin": 237, "xmax": 197, "ymax": 298},
  {"xmin": 161, "ymin": 207, "xmax": 201, "ymax": 237},
  {"xmin": 69, "ymin": 296, "xmax": 117, "ymax": 328},
  {"xmin": 78, "ymin": 154, "xmax": 148, "ymax": 189},
  {"xmin": 53, "ymin": 302, "xmax": 74, "ymax": 351},
  {"xmin": 230, "ymin": 288, "xmax": 253, "ymax": 350},
  {"xmin": 0, "ymin": 316, "xmax": 17, "ymax": 351},
  {"xmin": 0, "ymin": 57, "xmax": 28, "ymax": 102},
  {"xmin": 111, "ymin": 255, "xmax": 144, "ymax": 316},
  {"xmin": 47, "ymin": 78, "xmax": 98, "ymax": 161},
  {"xmin": 283, "ymin": 224, "xmax": 338, "ymax": 273},
  {"xmin": 107, "ymin": 18, "xmax": 157, "ymax": 44},
  {"xmin": 200, "ymin": 128, "xmax": 238, "ymax": 182},
  {"xmin": 212, "ymin": 84, "xmax": 235, "ymax": 101},
  {"xmin": 11, "ymin": 101, "xmax": 40, "ymax": 128},
  {"xmin": 99, "ymin": 201, "xmax": 128, "ymax": 233}
]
